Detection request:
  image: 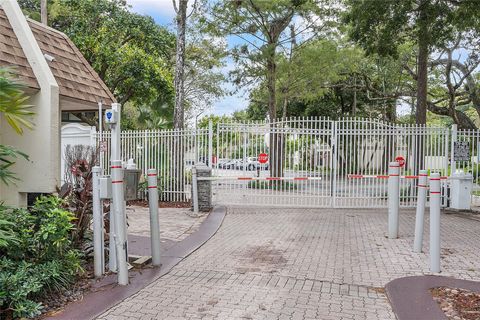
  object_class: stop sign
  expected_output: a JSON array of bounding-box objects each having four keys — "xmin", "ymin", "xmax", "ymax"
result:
[
  {"xmin": 395, "ymin": 155, "xmax": 405, "ymax": 168},
  {"xmin": 258, "ymin": 153, "xmax": 268, "ymax": 164}
]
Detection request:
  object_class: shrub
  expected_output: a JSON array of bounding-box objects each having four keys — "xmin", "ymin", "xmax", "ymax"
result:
[{"xmin": 0, "ymin": 196, "xmax": 82, "ymax": 319}]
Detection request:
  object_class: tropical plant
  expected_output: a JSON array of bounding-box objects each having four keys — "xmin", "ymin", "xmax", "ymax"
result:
[
  {"xmin": 0, "ymin": 196, "xmax": 82, "ymax": 319},
  {"xmin": 0, "ymin": 68, "xmax": 34, "ymax": 185},
  {"xmin": 0, "ymin": 69, "xmax": 34, "ymax": 134},
  {"xmin": 62, "ymin": 145, "xmax": 99, "ymax": 245}
]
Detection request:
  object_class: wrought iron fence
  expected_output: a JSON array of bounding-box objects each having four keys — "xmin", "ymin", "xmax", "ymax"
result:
[{"xmin": 60, "ymin": 118, "xmax": 479, "ymax": 208}]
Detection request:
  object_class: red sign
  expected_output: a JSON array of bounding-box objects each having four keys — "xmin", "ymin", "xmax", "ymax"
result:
[
  {"xmin": 258, "ymin": 153, "xmax": 268, "ymax": 164},
  {"xmin": 395, "ymin": 155, "xmax": 405, "ymax": 168}
]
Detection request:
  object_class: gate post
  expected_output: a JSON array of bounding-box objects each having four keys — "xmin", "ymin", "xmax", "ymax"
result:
[
  {"xmin": 429, "ymin": 173, "xmax": 441, "ymax": 273},
  {"xmin": 331, "ymin": 121, "xmax": 337, "ymax": 208},
  {"xmin": 388, "ymin": 161, "xmax": 400, "ymax": 239},
  {"xmin": 208, "ymin": 120, "xmax": 213, "ymax": 168},
  {"xmin": 413, "ymin": 170, "xmax": 428, "ymax": 252}
]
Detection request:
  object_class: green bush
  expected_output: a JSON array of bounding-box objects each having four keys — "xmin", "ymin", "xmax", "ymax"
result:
[{"xmin": 0, "ymin": 196, "xmax": 82, "ymax": 319}]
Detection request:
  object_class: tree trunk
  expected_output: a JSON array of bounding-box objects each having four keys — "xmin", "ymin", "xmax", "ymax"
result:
[
  {"xmin": 173, "ymin": 0, "xmax": 188, "ymax": 130},
  {"xmin": 416, "ymin": 0, "xmax": 429, "ymax": 125},
  {"xmin": 267, "ymin": 51, "xmax": 284, "ymax": 178},
  {"xmin": 172, "ymin": 0, "xmax": 188, "ymax": 201},
  {"xmin": 415, "ymin": 0, "xmax": 430, "ymax": 173},
  {"xmin": 40, "ymin": 0, "xmax": 47, "ymax": 25}
]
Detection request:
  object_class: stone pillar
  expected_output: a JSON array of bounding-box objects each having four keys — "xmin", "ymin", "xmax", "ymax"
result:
[{"xmin": 192, "ymin": 163, "xmax": 212, "ymax": 212}]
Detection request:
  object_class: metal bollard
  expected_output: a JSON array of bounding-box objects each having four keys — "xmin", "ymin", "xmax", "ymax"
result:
[
  {"xmin": 413, "ymin": 170, "xmax": 428, "ymax": 253},
  {"xmin": 92, "ymin": 166, "xmax": 104, "ymax": 277},
  {"xmin": 147, "ymin": 169, "xmax": 161, "ymax": 266},
  {"xmin": 192, "ymin": 166, "xmax": 199, "ymax": 213},
  {"xmin": 111, "ymin": 160, "xmax": 129, "ymax": 285},
  {"xmin": 388, "ymin": 161, "xmax": 400, "ymax": 239},
  {"xmin": 429, "ymin": 173, "xmax": 441, "ymax": 273}
]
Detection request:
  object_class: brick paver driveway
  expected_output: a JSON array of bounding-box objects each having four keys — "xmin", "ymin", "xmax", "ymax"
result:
[{"xmin": 99, "ymin": 208, "xmax": 480, "ymax": 320}]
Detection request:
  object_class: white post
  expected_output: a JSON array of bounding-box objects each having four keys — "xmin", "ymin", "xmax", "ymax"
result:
[
  {"xmin": 147, "ymin": 169, "xmax": 161, "ymax": 266},
  {"xmin": 92, "ymin": 166, "xmax": 104, "ymax": 277},
  {"xmin": 413, "ymin": 170, "xmax": 428, "ymax": 252},
  {"xmin": 98, "ymin": 102, "xmax": 103, "ymax": 172},
  {"xmin": 388, "ymin": 161, "xmax": 400, "ymax": 239},
  {"xmin": 429, "ymin": 173, "xmax": 441, "ymax": 273},
  {"xmin": 111, "ymin": 103, "xmax": 121, "ymax": 160},
  {"xmin": 108, "ymin": 103, "xmax": 122, "ymax": 273},
  {"xmin": 111, "ymin": 160, "xmax": 128, "ymax": 285},
  {"xmin": 451, "ymin": 124, "xmax": 457, "ymax": 173},
  {"xmin": 192, "ymin": 166, "xmax": 199, "ymax": 213},
  {"xmin": 208, "ymin": 120, "xmax": 213, "ymax": 168}
]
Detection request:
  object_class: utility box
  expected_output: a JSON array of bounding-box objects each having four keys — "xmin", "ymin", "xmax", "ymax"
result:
[
  {"xmin": 99, "ymin": 176, "xmax": 112, "ymax": 199},
  {"xmin": 124, "ymin": 169, "xmax": 141, "ymax": 201},
  {"xmin": 449, "ymin": 171, "xmax": 473, "ymax": 210}
]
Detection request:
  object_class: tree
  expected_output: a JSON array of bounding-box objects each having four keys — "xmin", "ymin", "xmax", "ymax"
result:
[
  {"xmin": 204, "ymin": 0, "xmax": 333, "ymax": 122},
  {"xmin": 344, "ymin": 0, "xmax": 480, "ymax": 125},
  {"xmin": 173, "ymin": 0, "xmax": 201, "ymax": 129},
  {"xmin": 202, "ymin": 0, "xmax": 334, "ymax": 177},
  {"xmin": 20, "ymin": 0, "xmax": 176, "ymax": 127},
  {"xmin": 182, "ymin": 23, "xmax": 227, "ymax": 123},
  {"xmin": 425, "ymin": 37, "xmax": 480, "ymax": 129}
]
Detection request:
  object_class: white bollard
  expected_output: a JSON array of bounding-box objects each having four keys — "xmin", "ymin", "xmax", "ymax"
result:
[
  {"xmin": 147, "ymin": 169, "xmax": 161, "ymax": 266},
  {"xmin": 429, "ymin": 172, "xmax": 441, "ymax": 273},
  {"xmin": 111, "ymin": 160, "xmax": 129, "ymax": 285},
  {"xmin": 413, "ymin": 170, "xmax": 428, "ymax": 253},
  {"xmin": 388, "ymin": 161, "xmax": 400, "ymax": 239},
  {"xmin": 92, "ymin": 166, "xmax": 104, "ymax": 277},
  {"xmin": 192, "ymin": 166, "xmax": 199, "ymax": 213}
]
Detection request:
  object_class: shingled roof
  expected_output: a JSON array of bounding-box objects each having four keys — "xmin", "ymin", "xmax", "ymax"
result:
[{"xmin": 0, "ymin": 8, "xmax": 115, "ymax": 107}]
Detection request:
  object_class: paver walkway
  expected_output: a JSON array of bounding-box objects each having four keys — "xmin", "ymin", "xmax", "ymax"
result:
[{"xmin": 99, "ymin": 208, "xmax": 480, "ymax": 320}]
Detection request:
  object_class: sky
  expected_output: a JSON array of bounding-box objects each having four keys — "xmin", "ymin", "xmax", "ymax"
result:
[{"xmin": 126, "ymin": 0, "xmax": 249, "ymax": 117}]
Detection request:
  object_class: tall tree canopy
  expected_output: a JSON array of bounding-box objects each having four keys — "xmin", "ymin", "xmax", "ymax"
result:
[
  {"xmin": 202, "ymin": 0, "xmax": 336, "ymax": 122},
  {"xmin": 344, "ymin": 0, "xmax": 480, "ymax": 125}
]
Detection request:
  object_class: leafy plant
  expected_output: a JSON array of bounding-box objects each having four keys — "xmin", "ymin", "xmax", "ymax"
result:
[
  {"xmin": 0, "ymin": 197, "xmax": 82, "ymax": 319},
  {"xmin": 0, "ymin": 145, "xmax": 29, "ymax": 185},
  {"xmin": 0, "ymin": 68, "xmax": 34, "ymax": 134},
  {"xmin": 0, "ymin": 218, "xmax": 18, "ymax": 248},
  {"xmin": 62, "ymin": 145, "xmax": 98, "ymax": 245},
  {"xmin": 0, "ymin": 68, "xmax": 33, "ymax": 186}
]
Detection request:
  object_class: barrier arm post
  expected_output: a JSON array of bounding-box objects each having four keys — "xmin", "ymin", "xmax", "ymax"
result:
[
  {"xmin": 147, "ymin": 169, "xmax": 161, "ymax": 266},
  {"xmin": 388, "ymin": 161, "xmax": 400, "ymax": 239},
  {"xmin": 429, "ymin": 173, "xmax": 441, "ymax": 273},
  {"xmin": 413, "ymin": 170, "xmax": 428, "ymax": 253}
]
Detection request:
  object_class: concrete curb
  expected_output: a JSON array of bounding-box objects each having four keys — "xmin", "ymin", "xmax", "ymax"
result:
[
  {"xmin": 46, "ymin": 206, "xmax": 227, "ymax": 320},
  {"xmin": 385, "ymin": 275, "xmax": 480, "ymax": 320}
]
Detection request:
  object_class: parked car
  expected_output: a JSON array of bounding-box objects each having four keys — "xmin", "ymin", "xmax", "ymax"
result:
[{"xmin": 234, "ymin": 157, "xmax": 263, "ymax": 171}]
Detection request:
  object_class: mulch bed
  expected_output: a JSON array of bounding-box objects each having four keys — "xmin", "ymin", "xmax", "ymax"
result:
[
  {"xmin": 38, "ymin": 261, "xmax": 94, "ymax": 318},
  {"xmin": 431, "ymin": 287, "xmax": 480, "ymax": 320},
  {"xmin": 127, "ymin": 200, "xmax": 191, "ymax": 208}
]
